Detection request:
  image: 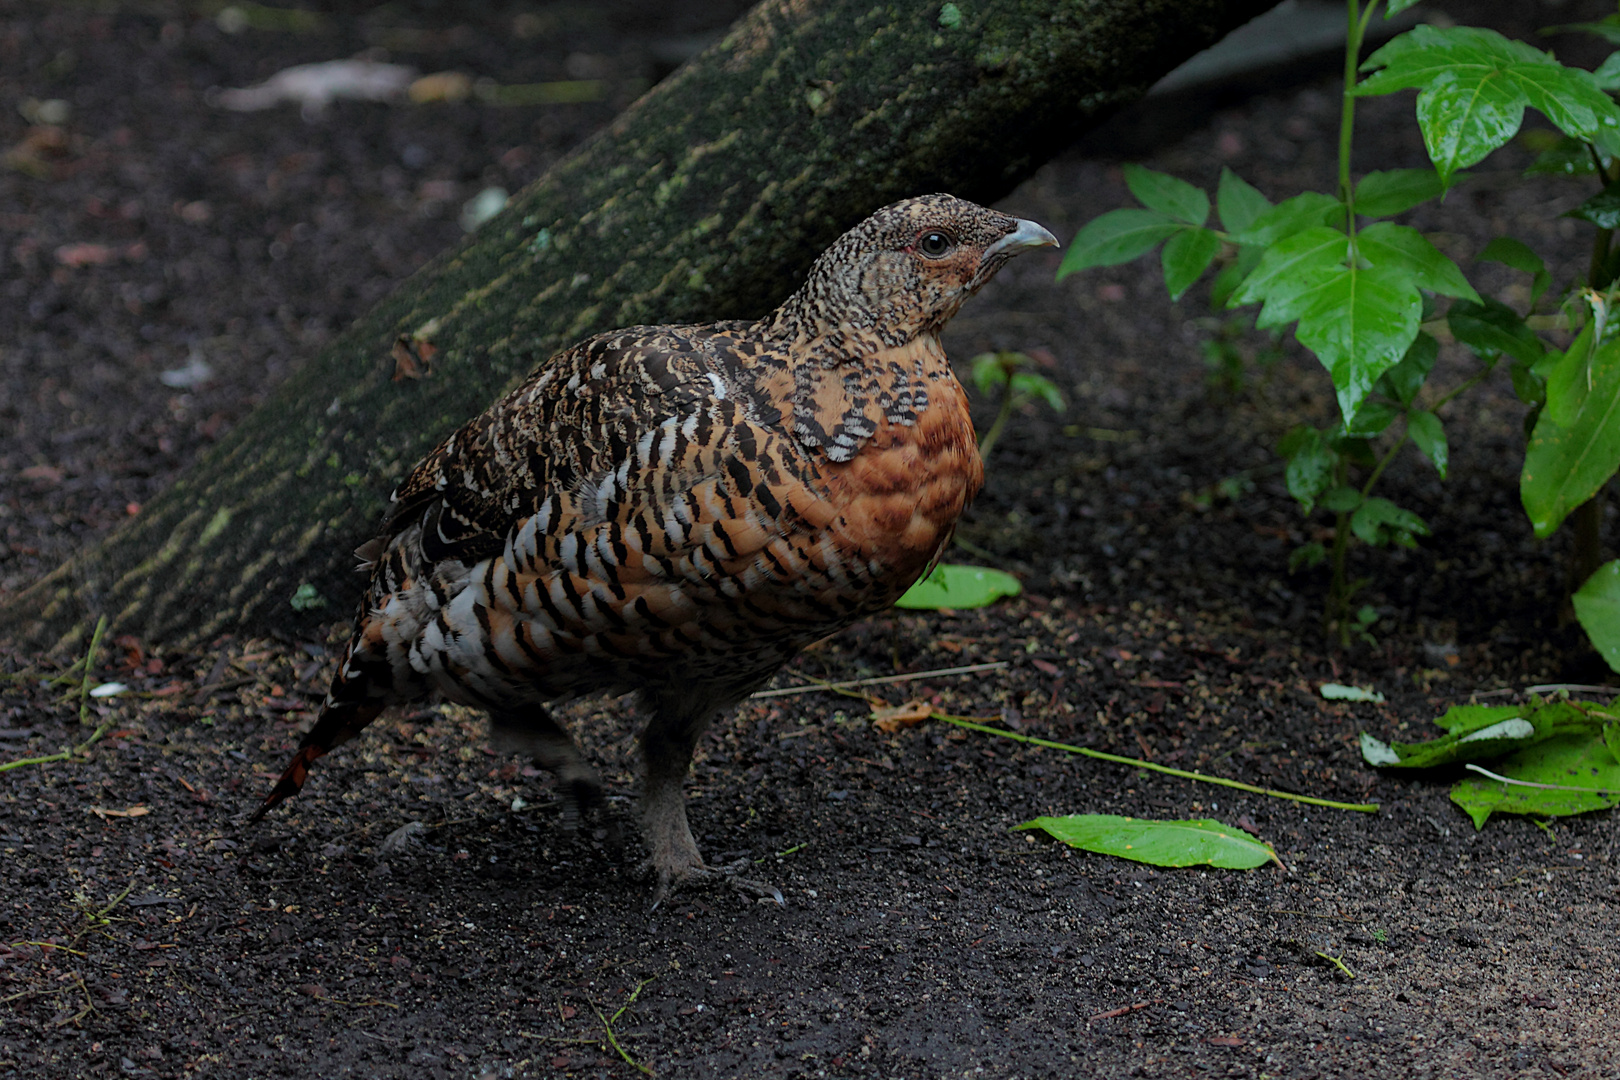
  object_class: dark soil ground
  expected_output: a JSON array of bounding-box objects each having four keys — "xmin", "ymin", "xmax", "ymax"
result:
[{"xmin": 2, "ymin": 2, "xmax": 1619, "ymax": 1077}]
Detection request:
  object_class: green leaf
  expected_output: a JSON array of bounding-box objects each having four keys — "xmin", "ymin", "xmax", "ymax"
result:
[
  {"xmin": 1450, "ymin": 733, "xmax": 1620, "ymax": 829},
  {"xmin": 1279, "ymin": 426, "xmax": 1336, "ymax": 512},
  {"xmin": 1288, "ymin": 542, "xmax": 1327, "ymax": 572},
  {"xmin": 1322, "ymin": 683, "xmax": 1385, "ymax": 703},
  {"xmin": 1374, "ymin": 331, "xmax": 1438, "ymax": 405},
  {"xmin": 1361, "ymin": 699, "xmax": 1604, "ymax": 768},
  {"xmin": 1356, "ymin": 25, "xmax": 1620, "ymax": 185},
  {"xmin": 1344, "ymin": 401, "xmax": 1399, "ymax": 438},
  {"xmin": 1230, "ymin": 227, "xmax": 1349, "ymax": 327},
  {"xmin": 1354, "ymin": 169, "xmax": 1449, "ymax": 218},
  {"xmin": 1161, "ymin": 226, "xmax": 1221, "ymax": 300},
  {"xmin": 1521, "ymin": 336, "xmax": 1620, "ymax": 538},
  {"xmin": 1413, "ymin": 70, "xmax": 1527, "ymax": 186},
  {"xmin": 1478, "ymin": 236, "xmax": 1551, "ymax": 306},
  {"xmin": 1208, "ymin": 244, "xmax": 1263, "ymax": 310},
  {"xmin": 1056, "ymin": 209, "xmax": 1182, "ymax": 278},
  {"xmin": 1595, "ymin": 51, "xmax": 1620, "ymax": 90},
  {"xmin": 1384, "ymin": 0, "xmax": 1424, "ymax": 14},
  {"xmin": 1007, "ymin": 371, "xmax": 1066, "ymax": 414},
  {"xmin": 1542, "ymin": 20, "xmax": 1620, "ymax": 47},
  {"xmin": 894, "ymin": 563, "xmax": 1022, "ymax": 610},
  {"xmin": 1299, "ymin": 265, "xmax": 1424, "ymax": 424},
  {"xmin": 969, "ymin": 351, "xmax": 1011, "ymax": 395},
  {"xmin": 1524, "ymin": 132, "xmax": 1602, "ymax": 177},
  {"xmin": 1319, "ymin": 485, "xmax": 1363, "ymax": 513},
  {"xmin": 1354, "ymin": 220, "xmax": 1483, "ymax": 299},
  {"xmin": 1229, "ymin": 191, "xmax": 1342, "ymax": 247},
  {"xmin": 1447, "ymin": 297, "xmax": 1545, "ymax": 366},
  {"xmin": 1573, "ymin": 560, "xmax": 1620, "ymax": 674},
  {"xmin": 1356, "ymin": 223, "xmax": 1480, "ymax": 301},
  {"xmin": 1566, "ymin": 180, "xmax": 1620, "ymax": 229},
  {"xmin": 1351, "ymin": 497, "xmax": 1430, "ymax": 547},
  {"xmin": 1216, "ymin": 168, "xmax": 1272, "ymax": 233},
  {"xmin": 1013, "ymin": 815, "xmax": 1278, "ymax": 870},
  {"xmin": 1407, "ymin": 410, "xmax": 1449, "ymax": 477},
  {"xmin": 1545, "ymin": 330, "xmax": 1594, "ymax": 429},
  {"xmin": 1123, "ymin": 164, "xmax": 1209, "ymax": 226},
  {"xmin": 1233, "ymin": 226, "xmax": 1429, "ymax": 419}
]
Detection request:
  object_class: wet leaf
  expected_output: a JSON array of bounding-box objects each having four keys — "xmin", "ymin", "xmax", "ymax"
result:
[
  {"xmin": 1014, "ymin": 815, "xmax": 1279, "ymax": 870},
  {"xmin": 1450, "ymin": 734, "xmax": 1620, "ymax": 828},
  {"xmin": 1360, "ymin": 699, "xmax": 1610, "ymax": 768},
  {"xmin": 1356, "ymin": 26, "xmax": 1620, "ymax": 185}
]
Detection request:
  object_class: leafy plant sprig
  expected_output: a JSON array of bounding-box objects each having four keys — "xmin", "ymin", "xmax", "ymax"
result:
[
  {"xmin": 969, "ymin": 349, "xmax": 1065, "ymax": 462},
  {"xmin": 1058, "ymin": 0, "xmax": 1620, "ymax": 659}
]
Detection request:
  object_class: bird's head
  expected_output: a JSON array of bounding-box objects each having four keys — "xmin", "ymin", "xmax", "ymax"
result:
[{"xmin": 777, "ymin": 194, "xmax": 1058, "ymax": 348}]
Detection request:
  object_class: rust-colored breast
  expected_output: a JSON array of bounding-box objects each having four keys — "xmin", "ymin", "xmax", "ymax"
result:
[{"xmin": 821, "ymin": 351, "xmax": 981, "ymax": 594}]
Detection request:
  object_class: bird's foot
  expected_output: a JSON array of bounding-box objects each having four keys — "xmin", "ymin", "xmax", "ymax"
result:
[
  {"xmin": 556, "ymin": 772, "xmax": 604, "ymax": 833},
  {"xmin": 644, "ymin": 855, "xmax": 784, "ymax": 909}
]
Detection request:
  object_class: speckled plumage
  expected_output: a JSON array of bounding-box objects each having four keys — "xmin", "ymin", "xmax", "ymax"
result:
[{"xmin": 250, "ymin": 194, "xmax": 1057, "ymax": 897}]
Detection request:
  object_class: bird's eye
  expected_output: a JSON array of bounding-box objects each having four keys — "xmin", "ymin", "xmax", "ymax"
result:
[{"xmin": 917, "ymin": 230, "xmax": 954, "ymax": 257}]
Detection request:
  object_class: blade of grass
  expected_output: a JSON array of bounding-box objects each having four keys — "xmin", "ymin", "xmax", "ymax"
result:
[{"xmin": 934, "ymin": 714, "xmax": 1380, "ymax": 813}]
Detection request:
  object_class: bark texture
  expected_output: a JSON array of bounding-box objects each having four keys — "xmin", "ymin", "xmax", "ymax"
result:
[{"xmin": 10, "ymin": 0, "xmax": 1280, "ymax": 650}]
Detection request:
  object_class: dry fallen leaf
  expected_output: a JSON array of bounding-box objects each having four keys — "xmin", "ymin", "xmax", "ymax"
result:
[
  {"xmin": 871, "ymin": 698, "xmax": 932, "ymax": 734},
  {"xmin": 88, "ymin": 804, "xmax": 150, "ymax": 819}
]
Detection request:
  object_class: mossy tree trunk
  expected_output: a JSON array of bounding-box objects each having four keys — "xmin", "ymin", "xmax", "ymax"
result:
[{"xmin": 9, "ymin": 0, "xmax": 1279, "ymax": 651}]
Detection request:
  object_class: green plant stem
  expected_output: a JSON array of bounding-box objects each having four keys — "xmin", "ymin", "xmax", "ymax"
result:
[
  {"xmin": 1338, "ymin": 0, "xmax": 1379, "ymax": 233},
  {"xmin": 0, "ymin": 617, "xmax": 115, "ymax": 773},
  {"xmin": 977, "ymin": 390, "xmax": 1018, "ymax": 463},
  {"xmin": 76, "ymin": 615, "xmax": 108, "ymax": 726},
  {"xmin": 933, "ymin": 714, "xmax": 1381, "ymax": 813}
]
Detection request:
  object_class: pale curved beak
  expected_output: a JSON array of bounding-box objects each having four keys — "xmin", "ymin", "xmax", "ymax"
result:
[{"xmin": 985, "ymin": 218, "xmax": 1060, "ymax": 261}]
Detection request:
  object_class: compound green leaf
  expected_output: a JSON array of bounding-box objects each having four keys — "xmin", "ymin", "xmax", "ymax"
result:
[
  {"xmin": 1013, "ymin": 815, "xmax": 1278, "ymax": 870},
  {"xmin": 1356, "ymin": 26, "xmax": 1620, "ymax": 184},
  {"xmin": 1124, "ymin": 164, "xmax": 1209, "ymax": 226},
  {"xmin": 1057, "ymin": 209, "xmax": 1181, "ymax": 278}
]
